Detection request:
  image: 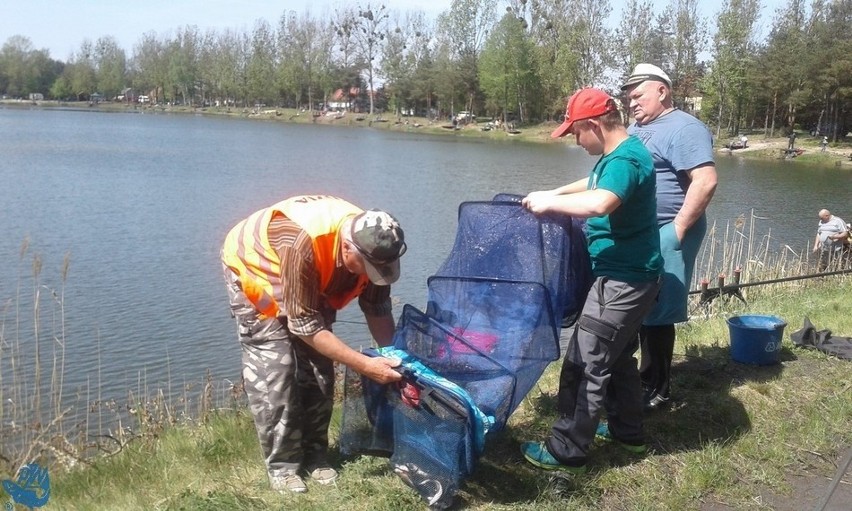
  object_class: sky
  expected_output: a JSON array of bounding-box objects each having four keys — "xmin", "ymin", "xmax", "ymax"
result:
[
  {"xmin": 1, "ymin": 0, "xmax": 787, "ymax": 61},
  {"xmin": 1, "ymin": 0, "xmax": 451, "ymax": 60}
]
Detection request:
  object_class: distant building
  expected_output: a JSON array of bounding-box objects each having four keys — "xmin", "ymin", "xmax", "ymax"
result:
[
  {"xmin": 117, "ymin": 88, "xmax": 136, "ymax": 102},
  {"xmin": 328, "ymin": 87, "xmax": 361, "ymax": 111},
  {"xmin": 29, "ymin": 93, "xmax": 44, "ymax": 101},
  {"xmin": 684, "ymin": 96, "xmax": 702, "ymax": 113}
]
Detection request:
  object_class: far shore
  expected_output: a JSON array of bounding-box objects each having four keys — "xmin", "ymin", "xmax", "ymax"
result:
[{"xmin": 5, "ymin": 99, "xmax": 852, "ymax": 167}]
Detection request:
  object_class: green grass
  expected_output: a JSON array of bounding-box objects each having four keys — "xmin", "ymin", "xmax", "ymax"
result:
[{"xmin": 26, "ymin": 275, "xmax": 850, "ymax": 510}]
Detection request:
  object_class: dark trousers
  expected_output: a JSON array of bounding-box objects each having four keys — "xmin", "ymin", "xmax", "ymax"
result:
[
  {"xmin": 639, "ymin": 324, "xmax": 677, "ymax": 400},
  {"xmin": 546, "ymin": 276, "xmax": 661, "ymax": 464}
]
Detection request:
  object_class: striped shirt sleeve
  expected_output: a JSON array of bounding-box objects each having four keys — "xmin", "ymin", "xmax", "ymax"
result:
[
  {"xmin": 268, "ymin": 215, "xmax": 327, "ymax": 336},
  {"xmin": 267, "ymin": 214, "xmax": 392, "ymax": 338}
]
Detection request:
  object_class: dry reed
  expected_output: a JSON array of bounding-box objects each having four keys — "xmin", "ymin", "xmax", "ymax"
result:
[{"xmin": 0, "ymin": 241, "xmax": 245, "ymax": 479}]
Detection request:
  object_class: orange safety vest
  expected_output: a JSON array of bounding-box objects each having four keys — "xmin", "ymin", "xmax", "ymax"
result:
[{"xmin": 222, "ymin": 195, "xmax": 369, "ymax": 319}]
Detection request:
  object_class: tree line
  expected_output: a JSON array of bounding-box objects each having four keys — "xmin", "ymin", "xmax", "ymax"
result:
[{"xmin": 0, "ymin": 0, "xmax": 849, "ymax": 140}]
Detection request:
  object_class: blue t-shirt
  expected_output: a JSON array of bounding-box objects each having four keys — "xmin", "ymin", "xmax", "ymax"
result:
[
  {"xmin": 585, "ymin": 136, "xmax": 663, "ymax": 282},
  {"xmin": 627, "ymin": 109, "xmax": 714, "ymax": 225}
]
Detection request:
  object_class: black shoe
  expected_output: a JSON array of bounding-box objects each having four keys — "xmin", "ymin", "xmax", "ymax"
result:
[{"xmin": 643, "ymin": 394, "xmax": 670, "ymax": 413}]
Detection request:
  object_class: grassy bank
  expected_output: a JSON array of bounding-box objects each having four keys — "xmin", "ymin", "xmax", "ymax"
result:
[
  {"xmin": 7, "ymin": 99, "xmax": 852, "ymax": 167},
  {"xmin": 39, "ymin": 275, "xmax": 851, "ymax": 510}
]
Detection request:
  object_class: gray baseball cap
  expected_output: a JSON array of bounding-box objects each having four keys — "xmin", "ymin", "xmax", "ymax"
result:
[{"xmin": 349, "ymin": 210, "xmax": 406, "ymax": 285}]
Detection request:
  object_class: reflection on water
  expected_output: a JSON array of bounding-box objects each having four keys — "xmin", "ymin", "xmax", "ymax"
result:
[{"xmin": 1, "ymin": 106, "xmax": 850, "ymax": 420}]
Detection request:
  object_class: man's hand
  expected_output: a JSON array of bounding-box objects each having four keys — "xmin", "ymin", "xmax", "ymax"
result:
[
  {"xmin": 300, "ymin": 329, "xmax": 402, "ymax": 384},
  {"xmin": 521, "ymin": 190, "xmax": 555, "ymax": 213},
  {"xmin": 678, "ymin": 164, "xmax": 717, "ymax": 238},
  {"xmin": 673, "ymin": 221, "xmax": 686, "ymax": 243},
  {"xmin": 361, "ymin": 355, "xmax": 403, "ymax": 384},
  {"xmin": 522, "ymin": 193, "xmax": 555, "ymax": 215}
]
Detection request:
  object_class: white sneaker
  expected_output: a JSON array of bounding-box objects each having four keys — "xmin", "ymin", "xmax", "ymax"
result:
[
  {"xmin": 309, "ymin": 466, "xmax": 339, "ymax": 485},
  {"xmin": 269, "ymin": 472, "xmax": 307, "ymax": 493}
]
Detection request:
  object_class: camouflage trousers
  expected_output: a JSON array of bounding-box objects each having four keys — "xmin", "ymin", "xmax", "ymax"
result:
[{"xmin": 224, "ymin": 267, "xmax": 335, "ymax": 477}]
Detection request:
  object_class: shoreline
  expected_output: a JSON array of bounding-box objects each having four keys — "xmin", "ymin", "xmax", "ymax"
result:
[{"xmin": 4, "ymin": 99, "xmax": 851, "ymax": 167}]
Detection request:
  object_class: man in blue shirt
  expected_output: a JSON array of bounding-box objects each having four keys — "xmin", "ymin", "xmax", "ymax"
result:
[
  {"xmin": 622, "ymin": 63, "xmax": 718, "ymax": 411},
  {"xmin": 520, "ymin": 87, "xmax": 662, "ymax": 473},
  {"xmin": 812, "ymin": 209, "xmax": 849, "ymax": 271}
]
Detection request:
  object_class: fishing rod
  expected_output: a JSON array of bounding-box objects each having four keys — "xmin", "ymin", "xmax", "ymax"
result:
[{"xmin": 690, "ymin": 266, "xmax": 852, "ymax": 306}]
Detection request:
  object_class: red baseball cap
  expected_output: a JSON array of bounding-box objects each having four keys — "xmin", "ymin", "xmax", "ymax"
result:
[{"xmin": 551, "ymin": 88, "xmax": 617, "ymax": 138}]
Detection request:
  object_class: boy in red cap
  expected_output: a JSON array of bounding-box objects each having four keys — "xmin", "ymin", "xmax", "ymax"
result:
[{"xmin": 520, "ymin": 87, "xmax": 662, "ymax": 473}]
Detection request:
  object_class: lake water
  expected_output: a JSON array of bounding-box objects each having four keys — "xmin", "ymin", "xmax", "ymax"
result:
[{"xmin": 1, "ymin": 106, "xmax": 850, "ymax": 425}]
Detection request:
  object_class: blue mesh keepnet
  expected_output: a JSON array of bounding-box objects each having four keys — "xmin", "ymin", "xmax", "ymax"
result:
[
  {"xmin": 340, "ymin": 195, "xmax": 591, "ymax": 509},
  {"xmin": 394, "ymin": 303, "xmax": 517, "ymax": 428},
  {"xmin": 435, "ymin": 199, "xmax": 566, "ymax": 324},
  {"xmin": 423, "ymin": 277, "xmax": 552, "ymax": 429}
]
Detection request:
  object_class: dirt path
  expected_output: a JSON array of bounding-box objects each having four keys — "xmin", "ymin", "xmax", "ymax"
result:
[{"xmin": 701, "ymin": 447, "xmax": 852, "ymax": 510}]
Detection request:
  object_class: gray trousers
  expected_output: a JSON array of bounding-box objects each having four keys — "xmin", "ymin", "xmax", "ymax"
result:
[
  {"xmin": 224, "ymin": 268, "xmax": 335, "ymax": 477},
  {"xmin": 547, "ymin": 276, "xmax": 661, "ymax": 464}
]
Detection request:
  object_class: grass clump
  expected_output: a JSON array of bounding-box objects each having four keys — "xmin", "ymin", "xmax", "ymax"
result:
[
  {"xmin": 3, "ymin": 223, "xmax": 850, "ymax": 510},
  {"xmin": 38, "ymin": 275, "xmax": 851, "ymax": 510}
]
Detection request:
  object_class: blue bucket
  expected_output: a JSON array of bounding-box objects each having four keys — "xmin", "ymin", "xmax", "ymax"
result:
[{"xmin": 726, "ymin": 315, "xmax": 787, "ymax": 365}]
